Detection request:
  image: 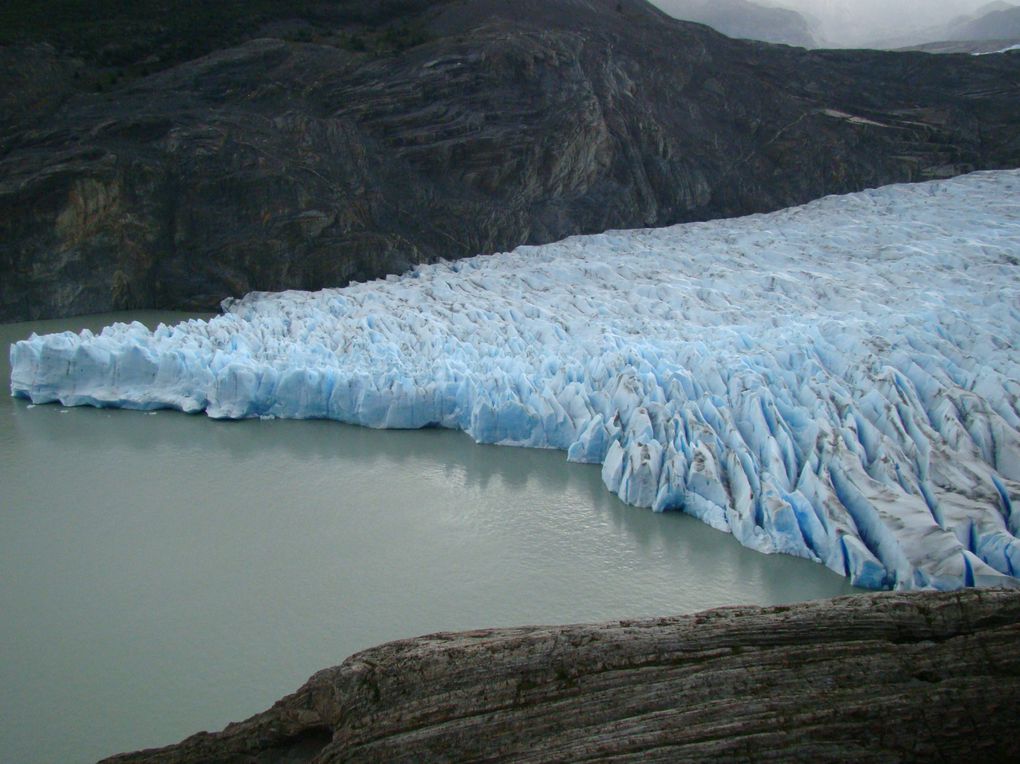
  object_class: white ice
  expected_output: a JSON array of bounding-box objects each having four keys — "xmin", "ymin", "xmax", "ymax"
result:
[{"xmin": 11, "ymin": 170, "xmax": 1020, "ymax": 591}]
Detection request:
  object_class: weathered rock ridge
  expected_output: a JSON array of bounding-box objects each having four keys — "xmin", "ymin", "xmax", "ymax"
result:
[
  {"xmin": 2, "ymin": 0, "xmax": 1020, "ymax": 321},
  {"xmin": 104, "ymin": 589, "xmax": 1020, "ymax": 762}
]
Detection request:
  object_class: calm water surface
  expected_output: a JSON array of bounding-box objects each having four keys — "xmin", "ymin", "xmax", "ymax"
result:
[{"xmin": 1, "ymin": 312, "xmax": 860, "ymax": 763}]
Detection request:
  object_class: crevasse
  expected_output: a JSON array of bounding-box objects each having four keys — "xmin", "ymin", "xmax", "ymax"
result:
[{"xmin": 11, "ymin": 170, "xmax": 1020, "ymax": 590}]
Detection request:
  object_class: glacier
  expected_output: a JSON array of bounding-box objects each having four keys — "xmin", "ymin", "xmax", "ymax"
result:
[{"xmin": 10, "ymin": 170, "xmax": 1020, "ymax": 591}]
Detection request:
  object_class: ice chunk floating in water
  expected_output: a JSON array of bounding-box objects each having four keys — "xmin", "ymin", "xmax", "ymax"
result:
[{"xmin": 11, "ymin": 171, "xmax": 1020, "ymax": 591}]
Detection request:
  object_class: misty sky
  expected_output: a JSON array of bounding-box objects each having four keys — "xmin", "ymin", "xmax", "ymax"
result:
[{"xmin": 653, "ymin": 1, "xmax": 1015, "ymax": 46}]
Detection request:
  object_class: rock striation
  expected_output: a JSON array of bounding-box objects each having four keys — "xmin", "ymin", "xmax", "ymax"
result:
[
  {"xmin": 103, "ymin": 589, "xmax": 1020, "ymax": 762},
  {"xmin": 2, "ymin": 0, "xmax": 1020, "ymax": 321}
]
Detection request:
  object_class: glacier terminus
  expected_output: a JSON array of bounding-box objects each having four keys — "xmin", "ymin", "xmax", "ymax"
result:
[{"xmin": 11, "ymin": 170, "xmax": 1020, "ymax": 591}]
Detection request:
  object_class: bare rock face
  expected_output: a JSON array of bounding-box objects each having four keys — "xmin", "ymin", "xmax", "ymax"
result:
[
  {"xmin": 104, "ymin": 589, "xmax": 1020, "ymax": 763},
  {"xmin": 2, "ymin": 0, "xmax": 1020, "ymax": 321}
]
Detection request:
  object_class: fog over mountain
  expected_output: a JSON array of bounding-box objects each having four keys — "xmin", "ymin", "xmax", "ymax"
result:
[
  {"xmin": 948, "ymin": 3, "xmax": 1020, "ymax": 40},
  {"xmin": 648, "ymin": 1, "xmax": 817, "ymax": 46},
  {"xmin": 650, "ymin": 1, "xmax": 1016, "ymax": 47},
  {"xmin": 760, "ymin": 0, "xmax": 1015, "ymax": 47}
]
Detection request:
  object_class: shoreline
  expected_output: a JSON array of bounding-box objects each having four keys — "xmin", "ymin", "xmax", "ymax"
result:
[{"xmin": 104, "ymin": 589, "xmax": 1020, "ymax": 762}]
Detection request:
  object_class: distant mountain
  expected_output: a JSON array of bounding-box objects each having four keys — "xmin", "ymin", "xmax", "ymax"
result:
[
  {"xmin": 947, "ymin": 1, "xmax": 1016, "ymax": 30},
  {"xmin": 767, "ymin": 1, "xmax": 1019, "ymax": 50},
  {"xmin": 948, "ymin": 5, "xmax": 1020, "ymax": 40},
  {"xmin": 892, "ymin": 3, "xmax": 1020, "ymax": 53},
  {"xmin": 764, "ymin": 1, "xmax": 951, "ymax": 49},
  {"xmin": 651, "ymin": 0, "xmax": 817, "ymax": 47}
]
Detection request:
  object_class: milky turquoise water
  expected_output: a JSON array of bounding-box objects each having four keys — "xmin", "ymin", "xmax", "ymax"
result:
[{"xmin": 1, "ymin": 312, "xmax": 859, "ymax": 764}]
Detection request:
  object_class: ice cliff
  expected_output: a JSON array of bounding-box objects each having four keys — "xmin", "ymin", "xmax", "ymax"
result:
[{"xmin": 11, "ymin": 171, "xmax": 1020, "ymax": 591}]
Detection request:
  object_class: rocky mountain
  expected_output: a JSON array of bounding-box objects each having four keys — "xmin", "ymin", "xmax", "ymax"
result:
[
  {"xmin": 892, "ymin": 3, "xmax": 1020, "ymax": 52},
  {"xmin": 763, "ymin": 1, "xmax": 1019, "ymax": 50},
  {"xmin": 650, "ymin": 0, "xmax": 817, "ymax": 47},
  {"xmin": 949, "ymin": 4, "xmax": 1020, "ymax": 40},
  {"xmin": 950, "ymin": 0, "xmax": 1017, "ymax": 25},
  {"xmin": 2, "ymin": 0, "xmax": 1020, "ymax": 322},
  {"xmin": 103, "ymin": 590, "xmax": 1020, "ymax": 762}
]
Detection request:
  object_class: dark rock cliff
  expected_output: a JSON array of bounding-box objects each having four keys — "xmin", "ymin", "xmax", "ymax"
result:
[
  {"xmin": 2, "ymin": 0, "xmax": 1019, "ymax": 321},
  {"xmin": 103, "ymin": 589, "xmax": 1020, "ymax": 762}
]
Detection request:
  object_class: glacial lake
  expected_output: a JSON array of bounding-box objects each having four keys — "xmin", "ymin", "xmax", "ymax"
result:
[{"xmin": 1, "ymin": 312, "xmax": 860, "ymax": 763}]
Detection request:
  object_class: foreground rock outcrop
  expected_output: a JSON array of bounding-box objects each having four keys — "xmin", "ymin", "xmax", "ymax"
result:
[
  {"xmin": 105, "ymin": 589, "xmax": 1020, "ymax": 762},
  {"xmin": 2, "ymin": 0, "xmax": 1020, "ymax": 321}
]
